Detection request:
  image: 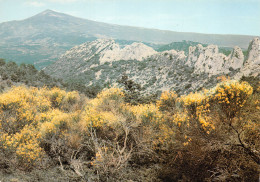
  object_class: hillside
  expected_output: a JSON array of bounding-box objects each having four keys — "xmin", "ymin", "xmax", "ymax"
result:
[
  {"xmin": 45, "ymin": 37, "xmax": 260, "ymax": 95},
  {"xmin": 0, "ymin": 37, "xmax": 259, "ymax": 182},
  {"xmin": 0, "ymin": 59, "xmax": 102, "ymax": 98},
  {"xmin": 0, "ymin": 79, "xmax": 259, "ymax": 181},
  {"xmin": 0, "ymin": 10, "xmax": 256, "ymax": 69},
  {"xmin": 0, "ymin": 59, "xmax": 63, "ymax": 90}
]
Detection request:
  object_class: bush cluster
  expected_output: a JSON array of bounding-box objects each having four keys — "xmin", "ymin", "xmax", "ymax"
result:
[
  {"xmin": 0, "ymin": 59, "xmax": 63, "ymax": 89},
  {"xmin": 0, "ymin": 59, "xmax": 101, "ymax": 98},
  {"xmin": 0, "ymin": 79, "xmax": 259, "ymax": 181}
]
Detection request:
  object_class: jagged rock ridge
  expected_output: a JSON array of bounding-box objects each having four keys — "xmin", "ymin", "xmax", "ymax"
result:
[{"xmin": 45, "ymin": 37, "xmax": 260, "ymax": 94}]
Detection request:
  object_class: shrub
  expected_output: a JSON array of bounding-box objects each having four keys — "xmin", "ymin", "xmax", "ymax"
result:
[
  {"xmin": 0, "ymin": 81, "xmax": 258, "ymax": 181},
  {"xmin": 157, "ymin": 91, "xmax": 178, "ymax": 112},
  {"xmin": 0, "ymin": 86, "xmax": 84, "ymax": 170},
  {"xmin": 211, "ymin": 80, "xmax": 253, "ymax": 120}
]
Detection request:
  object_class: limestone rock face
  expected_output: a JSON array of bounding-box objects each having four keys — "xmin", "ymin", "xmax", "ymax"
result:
[
  {"xmin": 46, "ymin": 37, "xmax": 260, "ymax": 95},
  {"xmin": 186, "ymin": 44, "xmax": 226, "ymax": 75},
  {"xmin": 100, "ymin": 42, "xmax": 157, "ymax": 64},
  {"xmin": 225, "ymin": 46, "xmax": 244, "ymax": 70},
  {"xmin": 45, "ymin": 39, "xmax": 159, "ymax": 78},
  {"xmin": 245, "ymin": 37, "xmax": 260, "ymax": 65},
  {"xmin": 236, "ymin": 37, "xmax": 260, "ymax": 78},
  {"xmin": 62, "ymin": 39, "xmax": 119, "ymax": 61},
  {"xmin": 186, "ymin": 41, "xmax": 258, "ymax": 76},
  {"xmin": 61, "ymin": 39, "xmax": 157, "ymax": 65}
]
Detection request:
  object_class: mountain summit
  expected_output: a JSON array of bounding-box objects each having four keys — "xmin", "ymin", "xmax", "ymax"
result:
[
  {"xmin": 27, "ymin": 9, "xmax": 71, "ymax": 21},
  {"xmin": 0, "ymin": 10, "xmax": 257, "ymax": 68}
]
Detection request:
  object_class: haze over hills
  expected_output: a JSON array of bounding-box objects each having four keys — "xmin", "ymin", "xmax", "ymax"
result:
[{"xmin": 0, "ymin": 9, "xmax": 257, "ymax": 69}]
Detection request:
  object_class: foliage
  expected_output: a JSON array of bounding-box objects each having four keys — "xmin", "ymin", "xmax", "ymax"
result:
[
  {"xmin": 157, "ymin": 91, "xmax": 178, "ymax": 112},
  {"xmin": 118, "ymin": 74, "xmax": 157, "ymax": 105},
  {"xmin": 219, "ymin": 47, "xmax": 232, "ymax": 56},
  {"xmin": 0, "ymin": 60, "xmax": 62, "ymax": 89},
  {"xmin": 0, "ymin": 59, "xmax": 101, "ymax": 98},
  {"xmin": 0, "ymin": 80, "xmax": 259, "ymax": 181},
  {"xmin": 0, "ymin": 86, "xmax": 83, "ymax": 169},
  {"xmin": 212, "ymin": 80, "xmax": 253, "ymax": 119},
  {"xmin": 157, "ymin": 80, "xmax": 259, "ymax": 181},
  {"xmin": 156, "ymin": 40, "xmax": 208, "ymax": 54}
]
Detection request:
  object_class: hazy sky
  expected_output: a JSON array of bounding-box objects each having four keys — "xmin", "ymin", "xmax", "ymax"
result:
[{"xmin": 0, "ymin": 0, "xmax": 259, "ymax": 36}]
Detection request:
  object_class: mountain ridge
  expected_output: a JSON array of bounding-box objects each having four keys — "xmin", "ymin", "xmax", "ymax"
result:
[
  {"xmin": 45, "ymin": 37, "xmax": 260, "ymax": 95},
  {"xmin": 0, "ymin": 10, "xmax": 257, "ymax": 69},
  {"xmin": 3, "ymin": 9, "xmax": 257, "ymax": 37}
]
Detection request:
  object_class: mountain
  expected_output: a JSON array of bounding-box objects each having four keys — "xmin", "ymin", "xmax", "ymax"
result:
[
  {"xmin": 45, "ymin": 37, "xmax": 260, "ymax": 95},
  {"xmin": 0, "ymin": 10, "xmax": 256, "ymax": 69}
]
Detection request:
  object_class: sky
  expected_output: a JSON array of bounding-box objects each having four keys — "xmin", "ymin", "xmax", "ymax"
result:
[{"xmin": 0, "ymin": 0, "xmax": 260, "ymax": 36}]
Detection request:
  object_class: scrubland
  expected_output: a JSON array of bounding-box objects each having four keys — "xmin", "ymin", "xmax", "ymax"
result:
[{"xmin": 0, "ymin": 79, "xmax": 259, "ymax": 181}]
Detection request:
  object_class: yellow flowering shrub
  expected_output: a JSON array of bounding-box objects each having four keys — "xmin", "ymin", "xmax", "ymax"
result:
[
  {"xmin": 174, "ymin": 80, "xmax": 254, "ymax": 144},
  {"xmin": 157, "ymin": 91, "xmax": 178, "ymax": 112},
  {"xmin": 0, "ymin": 86, "xmax": 39, "ymax": 133},
  {"xmin": 121, "ymin": 103, "xmax": 164, "ymax": 150},
  {"xmin": 196, "ymin": 103, "xmax": 215, "ymax": 132},
  {"xmin": 40, "ymin": 109, "xmax": 72, "ymax": 138},
  {"xmin": 125, "ymin": 103, "xmax": 160, "ymax": 124},
  {"xmin": 81, "ymin": 106, "xmax": 119, "ymax": 130},
  {"xmin": 1, "ymin": 124, "xmax": 43, "ymax": 166},
  {"xmin": 0, "ymin": 86, "xmax": 82, "ymax": 168},
  {"xmin": 179, "ymin": 91, "xmax": 215, "ymax": 132},
  {"xmin": 180, "ymin": 91, "xmax": 206, "ymax": 107},
  {"xmin": 0, "ymin": 80, "xmax": 257, "ymax": 179},
  {"xmin": 212, "ymin": 80, "xmax": 253, "ymax": 119},
  {"xmin": 47, "ymin": 87, "xmax": 66, "ymax": 108},
  {"xmin": 80, "ymin": 88, "xmax": 124, "ymax": 131},
  {"xmin": 97, "ymin": 87, "xmax": 124, "ymax": 100},
  {"xmin": 67, "ymin": 91, "xmax": 80, "ymax": 105}
]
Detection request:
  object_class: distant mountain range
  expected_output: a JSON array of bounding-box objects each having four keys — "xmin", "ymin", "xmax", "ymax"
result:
[{"xmin": 0, "ymin": 9, "xmax": 257, "ymax": 69}]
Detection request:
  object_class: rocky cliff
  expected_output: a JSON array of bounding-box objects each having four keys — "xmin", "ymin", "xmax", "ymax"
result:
[
  {"xmin": 237, "ymin": 37, "xmax": 260, "ymax": 78},
  {"xmin": 45, "ymin": 37, "xmax": 260, "ymax": 95}
]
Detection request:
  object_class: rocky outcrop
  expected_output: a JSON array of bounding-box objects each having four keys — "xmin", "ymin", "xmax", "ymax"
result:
[
  {"xmin": 46, "ymin": 37, "xmax": 259, "ymax": 95},
  {"xmin": 226, "ymin": 46, "xmax": 244, "ymax": 70},
  {"xmin": 235, "ymin": 37, "xmax": 260, "ymax": 78},
  {"xmin": 186, "ymin": 44, "xmax": 246, "ymax": 75},
  {"xmin": 62, "ymin": 39, "xmax": 118, "ymax": 60},
  {"xmin": 245, "ymin": 37, "xmax": 260, "ymax": 64},
  {"xmin": 186, "ymin": 38, "xmax": 259, "ymax": 79},
  {"xmin": 58, "ymin": 39, "xmax": 157, "ymax": 64},
  {"xmin": 186, "ymin": 44, "xmax": 226, "ymax": 75},
  {"xmin": 45, "ymin": 39, "xmax": 159, "ymax": 78},
  {"xmin": 100, "ymin": 42, "xmax": 157, "ymax": 64}
]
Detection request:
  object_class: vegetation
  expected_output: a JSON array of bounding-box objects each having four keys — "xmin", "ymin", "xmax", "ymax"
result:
[
  {"xmin": 156, "ymin": 41, "xmax": 247, "ymax": 58},
  {"xmin": 0, "ymin": 78, "xmax": 259, "ymax": 181},
  {"xmin": 0, "ymin": 59, "xmax": 63, "ymax": 89},
  {"xmin": 117, "ymin": 74, "xmax": 157, "ymax": 105},
  {"xmin": 156, "ymin": 40, "xmax": 208, "ymax": 54},
  {"xmin": 219, "ymin": 47, "xmax": 232, "ymax": 56},
  {"xmin": 0, "ymin": 59, "xmax": 101, "ymax": 98}
]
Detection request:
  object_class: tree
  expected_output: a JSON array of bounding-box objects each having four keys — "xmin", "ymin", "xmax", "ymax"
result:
[
  {"xmin": 118, "ymin": 74, "xmax": 142, "ymax": 105},
  {"xmin": 0, "ymin": 58, "xmax": 5, "ymax": 66}
]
